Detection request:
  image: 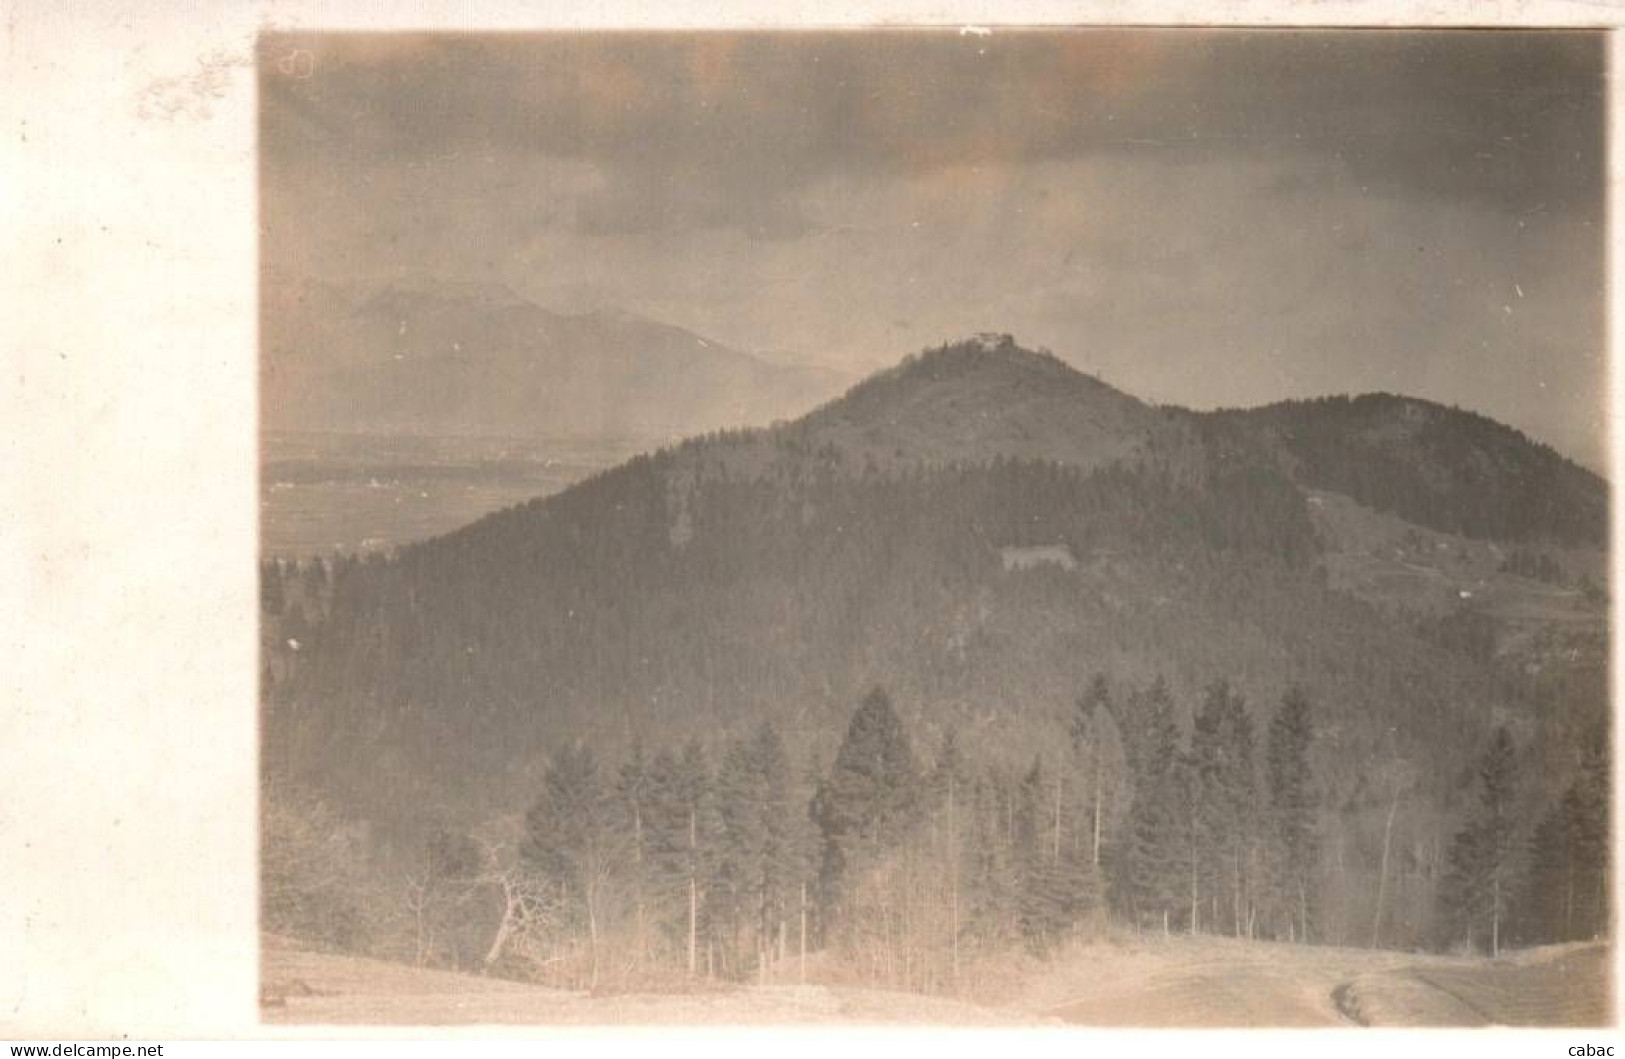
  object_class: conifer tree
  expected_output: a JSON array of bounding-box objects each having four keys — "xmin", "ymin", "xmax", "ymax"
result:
[
  {"xmin": 793, "ymin": 748, "xmax": 825, "ymax": 979},
  {"xmin": 614, "ymin": 740, "xmax": 652, "ymax": 967},
  {"xmin": 644, "ymin": 743, "xmax": 715, "ymax": 969},
  {"xmin": 1266, "ymin": 686, "xmax": 1317, "ymax": 943},
  {"xmin": 1071, "ymin": 675, "xmax": 1130, "ymax": 873},
  {"xmin": 1440, "ymin": 726, "xmax": 1520, "ymax": 955},
  {"xmin": 1015, "ymin": 758, "xmax": 1064, "ymax": 948},
  {"xmin": 1189, "ymin": 680, "xmax": 1256, "ymax": 937},
  {"xmin": 523, "ymin": 743, "xmax": 605, "ymax": 896},
  {"xmin": 678, "ymin": 740, "xmax": 719, "ymax": 972},
  {"xmin": 522, "ymin": 743, "xmax": 621, "ymax": 987},
  {"xmin": 1523, "ymin": 800, "xmax": 1572, "ymax": 945},
  {"xmin": 1120, "ymin": 676, "xmax": 1184, "ymax": 932},
  {"xmin": 1013, "ymin": 756, "xmax": 1098, "ymax": 952},
  {"xmin": 814, "ymin": 687, "xmax": 921, "ymax": 924},
  {"xmin": 701, "ymin": 723, "xmax": 809, "ymax": 979},
  {"xmin": 964, "ymin": 766, "xmax": 1021, "ymax": 951},
  {"xmin": 1519, "ymin": 738, "xmax": 1608, "ymax": 944},
  {"xmin": 1570, "ymin": 740, "xmax": 1610, "ymax": 939},
  {"xmin": 926, "ymin": 727, "xmax": 972, "ymax": 984},
  {"xmin": 712, "ymin": 736, "xmax": 767, "ymax": 974},
  {"xmin": 751, "ymin": 723, "xmax": 804, "ymax": 976}
]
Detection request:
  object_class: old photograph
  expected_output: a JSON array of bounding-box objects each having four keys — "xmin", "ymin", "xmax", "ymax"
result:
[{"xmin": 256, "ymin": 29, "xmax": 1611, "ymax": 1026}]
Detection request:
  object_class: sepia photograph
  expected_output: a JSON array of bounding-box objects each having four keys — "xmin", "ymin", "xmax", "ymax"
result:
[{"xmin": 248, "ymin": 24, "xmax": 1607, "ymax": 1030}]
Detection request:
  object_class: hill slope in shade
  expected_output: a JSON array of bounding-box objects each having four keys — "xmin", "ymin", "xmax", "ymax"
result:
[
  {"xmin": 1207, "ymin": 393, "xmax": 1607, "ymax": 545},
  {"xmin": 262, "ymin": 272, "xmax": 850, "ymax": 438}
]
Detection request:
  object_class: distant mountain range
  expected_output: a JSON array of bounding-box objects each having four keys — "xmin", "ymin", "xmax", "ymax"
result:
[
  {"xmin": 262, "ymin": 336, "xmax": 1608, "ymax": 952},
  {"xmin": 262, "ymin": 272, "xmax": 851, "ymax": 438}
]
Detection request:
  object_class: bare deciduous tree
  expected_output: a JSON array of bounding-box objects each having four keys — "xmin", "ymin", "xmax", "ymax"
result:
[{"xmin": 467, "ymin": 820, "xmax": 565, "ymax": 975}]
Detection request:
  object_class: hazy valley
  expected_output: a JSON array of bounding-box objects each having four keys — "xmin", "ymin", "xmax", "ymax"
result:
[{"xmin": 261, "ymin": 431, "xmax": 658, "ymax": 557}]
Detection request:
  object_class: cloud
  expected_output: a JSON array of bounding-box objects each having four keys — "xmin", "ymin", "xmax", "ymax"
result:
[
  {"xmin": 258, "ymin": 29, "xmax": 1607, "ymax": 467},
  {"xmin": 262, "ymin": 29, "xmax": 1602, "ymax": 240}
]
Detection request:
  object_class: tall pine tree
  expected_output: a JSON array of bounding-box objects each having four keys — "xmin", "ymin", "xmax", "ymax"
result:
[
  {"xmin": 522, "ymin": 742, "xmax": 621, "ymax": 987},
  {"xmin": 613, "ymin": 740, "xmax": 652, "ymax": 968},
  {"xmin": 1013, "ymin": 756, "xmax": 1099, "ymax": 953},
  {"xmin": 1266, "ymin": 686, "xmax": 1318, "ymax": 943},
  {"xmin": 1440, "ymin": 726, "xmax": 1520, "ymax": 955},
  {"xmin": 643, "ymin": 743, "xmax": 717, "ymax": 972},
  {"xmin": 813, "ymin": 687, "xmax": 922, "ymax": 950},
  {"xmin": 1518, "ymin": 736, "xmax": 1608, "ymax": 945},
  {"xmin": 1119, "ymin": 676, "xmax": 1185, "ymax": 933},
  {"xmin": 712, "ymin": 736, "xmax": 767, "ymax": 975},
  {"xmin": 1189, "ymin": 681, "xmax": 1256, "ymax": 937},
  {"xmin": 1071, "ymin": 674, "xmax": 1130, "ymax": 875}
]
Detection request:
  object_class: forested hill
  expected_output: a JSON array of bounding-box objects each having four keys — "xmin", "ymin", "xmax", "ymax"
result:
[
  {"xmin": 783, "ymin": 337, "xmax": 1180, "ymax": 472},
  {"xmin": 515, "ymin": 335, "xmax": 1605, "ymax": 547},
  {"xmin": 1207, "ymin": 394, "xmax": 1607, "ymax": 547},
  {"xmin": 262, "ymin": 336, "xmax": 1609, "ymax": 958}
]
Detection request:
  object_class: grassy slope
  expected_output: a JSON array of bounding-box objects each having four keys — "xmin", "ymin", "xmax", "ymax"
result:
[
  {"xmin": 1338, "ymin": 943, "xmax": 1612, "ymax": 1027},
  {"xmin": 1014, "ymin": 936, "xmax": 1611, "ymax": 1028},
  {"xmin": 1308, "ymin": 489, "xmax": 1605, "ymax": 626},
  {"xmin": 260, "ymin": 935, "xmax": 1047, "ymax": 1027},
  {"xmin": 263, "ymin": 933, "xmax": 1610, "ymax": 1027}
]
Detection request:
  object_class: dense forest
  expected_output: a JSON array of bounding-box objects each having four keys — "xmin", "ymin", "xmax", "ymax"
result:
[
  {"xmin": 264, "ymin": 678, "xmax": 1608, "ymax": 995},
  {"xmin": 1205, "ymin": 394, "xmax": 1607, "ymax": 546},
  {"xmin": 261, "ymin": 339, "xmax": 1610, "ymax": 994}
]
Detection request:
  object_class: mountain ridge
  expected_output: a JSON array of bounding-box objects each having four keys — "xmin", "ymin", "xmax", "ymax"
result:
[
  {"xmin": 643, "ymin": 336, "xmax": 1604, "ymax": 547},
  {"xmin": 261, "ymin": 272, "xmax": 852, "ymax": 439}
]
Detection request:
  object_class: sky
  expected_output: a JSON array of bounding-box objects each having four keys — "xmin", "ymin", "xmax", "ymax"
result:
[{"xmin": 260, "ymin": 30, "xmax": 1608, "ymax": 469}]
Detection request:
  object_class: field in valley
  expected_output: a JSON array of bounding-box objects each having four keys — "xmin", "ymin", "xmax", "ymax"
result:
[
  {"xmin": 262, "ymin": 933, "xmax": 1611, "ymax": 1028},
  {"xmin": 260, "ymin": 432, "xmax": 661, "ymax": 558}
]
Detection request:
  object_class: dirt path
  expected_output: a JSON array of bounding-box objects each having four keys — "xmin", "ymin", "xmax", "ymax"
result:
[
  {"xmin": 1037, "ymin": 937, "xmax": 1611, "ymax": 1029},
  {"xmin": 1410, "ymin": 971, "xmax": 1499, "ymax": 1024},
  {"xmin": 1043, "ymin": 948, "xmax": 1351, "ymax": 1027},
  {"xmin": 1333, "ymin": 945, "xmax": 1611, "ymax": 1027}
]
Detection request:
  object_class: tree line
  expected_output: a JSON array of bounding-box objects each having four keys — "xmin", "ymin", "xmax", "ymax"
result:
[{"xmin": 263, "ymin": 674, "xmax": 1607, "ymax": 995}]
